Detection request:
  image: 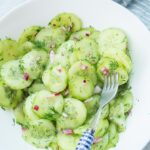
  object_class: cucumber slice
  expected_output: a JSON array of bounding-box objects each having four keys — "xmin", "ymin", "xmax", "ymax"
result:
[
  {"xmin": 0, "ymin": 83, "xmax": 23, "ymax": 109},
  {"xmin": 28, "ymin": 119, "xmax": 55, "ymax": 139},
  {"xmin": 57, "ymin": 98, "xmax": 87, "ymax": 129},
  {"xmin": 98, "ymin": 28, "xmax": 128, "ymax": 54},
  {"xmin": 69, "ymin": 27, "xmax": 96, "ymax": 41},
  {"xmin": 0, "ymin": 60, "xmax": 33, "ymax": 89},
  {"xmin": 115, "ymin": 67, "xmax": 129, "ymax": 85},
  {"xmin": 23, "ymin": 93, "xmax": 39, "ymax": 122},
  {"xmin": 32, "ymin": 90, "xmax": 64, "ymax": 119},
  {"xmin": 109, "ymin": 102, "xmax": 126, "ymax": 132},
  {"xmin": 84, "ymin": 95, "xmax": 100, "ymax": 116},
  {"xmin": 17, "ymin": 41, "xmax": 34, "ymax": 56},
  {"xmin": 14, "ymin": 102, "xmax": 27, "ymax": 126},
  {"xmin": 52, "ymin": 52, "xmax": 78, "ymax": 70},
  {"xmin": 95, "ymin": 119, "xmax": 109, "ymax": 137},
  {"xmin": 92, "ymin": 133, "xmax": 109, "ymax": 150},
  {"xmin": 84, "ymin": 95, "xmax": 109, "ymax": 119},
  {"xmin": 23, "ymin": 130, "xmax": 54, "ymax": 149},
  {"xmin": 18, "ymin": 26, "xmax": 43, "ymax": 44},
  {"xmin": 57, "ymin": 133, "xmax": 80, "ymax": 150},
  {"xmin": 97, "ymin": 57, "xmax": 129, "ymax": 85},
  {"xmin": 73, "ymin": 123, "xmax": 89, "ymax": 135},
  {"xmin": 42, "ymin": 66, "xmax": 68, "ymax": 93},
  {"xmin": 53, "ymin": 40, "xmax": 77, "ymax": 69},
  {"xmin": 102, "ymin": 50, "xmax": 132, "ymax": 73},
  {"xmin": 49, "ymin": 12, "xmax": 82, "ymax": 33},
  {"xmin": 68, "ymin": 61, "xmax": 97, "ymax": 85},
  {"xmin": 106, "ymin": 133, "xmax": 119, "ymax": 149},
  {"xmin": 119, "ymin": 90, "xmax": 133, "ymax": 113},
  {"xmin": 35, "ymin": 27, "xmax": 67, "ymax": 51},
  {"xmin": 0, "ymin": 39, "xmax": 21, "ymax": 66},
  {"xmin": 107, "ymin": 123, "xmax": 117, "ymax": 140},
  {"xmin": 56, "ymin": 40, "xmax": 75, "ymax": 54},
  {"xmin": 23, "ymin": 119, "xmax": 55, "ymax": 148},
  {"xmin": 97, "ymin": 57, "xmax": 119, "ymax": 79},
  {"xmin": 74, "ymin": 38, "xmax": 99, "ymax": 64},
  {"xmin": 28, "ymin": 81, "xmax": 46, "ymax": 94},
  {"xmin": 74, "ymin": 118, "xmax": 108, "ymax": 137},
  {"xmin": 49, "ymin": 142, "xmax": 59, "ymax": 150},
  {"xmin": 20, "ymin": 50, "xmax": 48, "ymax": 79},
  {"xmin": 69, "ymin": 75, "xmax": 94, "ymax": 101}
]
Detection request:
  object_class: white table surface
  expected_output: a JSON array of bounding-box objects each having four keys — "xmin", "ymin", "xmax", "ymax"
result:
[{"xmin": 0, "ymin": 0, "xmax": 149, "ymax": 150}]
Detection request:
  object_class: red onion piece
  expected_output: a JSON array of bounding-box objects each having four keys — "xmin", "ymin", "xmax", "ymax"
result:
[
  {"xmin": 62, "ymin": 129, "xmax": 73, "ymax": 135},
  {"xmin": 93, "ymin": 137, "xmax": 102, "ymax": 144},
  {"xmin": 81, "ymin": 65, "xmax": 88, "ymax": 70},
  {"xmin": 23, "ymin": 73, "xmax": 29, "ymax": 81},
  {"xmin": 21, "ymin": 127, "xmax": 27, "ymax": 132},
  {"xmin": 33, "ymin": 105, "xmax": 39, "ymax": 111},
  {"xmin": 54, "ymin": 93, "xmax": 60, "ymax": 96},
  {"xmin": 101, "ymin": 67, "xmax": 109, "ymax": 76}
]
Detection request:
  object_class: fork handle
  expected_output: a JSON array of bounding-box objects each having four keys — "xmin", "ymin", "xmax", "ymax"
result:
[
  {"xmin": 76, "ymin": 129, "xmax": 95, "ymax": 150},
  {"xmin": 91, "ymin": 106, "xmax": 102, "ymax": 130}
]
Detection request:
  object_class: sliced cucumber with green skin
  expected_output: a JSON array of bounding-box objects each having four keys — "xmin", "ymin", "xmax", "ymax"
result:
[
  {"xmin": 18, "ymin": 26, "xmax": 43, "ymax": 44},
  {"xmin": 28, "ymin": 119, "xmax": 55, "ymax": 139},
  {"xmin": 69, "ymin": 75, "xmax": 94, "ymax": 101},
  {"xmin": 97, "ymin": 57, "xmax": 128, "ymax": 85},
  {"xmin": 57, "ymin": 132, "xmax": 80, "ymax": 150},
  {"xmin": 0, "ymin": 39, "xmax": 21, "ymax": 66},
  {"xmin": 115, "ymin": 67, "xmax": 129, "ymax": 85},
  {"xmin": 95, "ymin": 119, "xmax": 109, "ymax": 137},
  {"xmin": 17, "ymin": 41, "xmax": 34, "ymax": 56},
  {"xmin": 119, "ymin": 90, "xmax": 133, "ymax": 113},
  {"xmin": 84, "ymin": 95, "xmax": 100, "ymax": 117},
  {"xmin": 52, "ymin": 51, "xmax": 78, "ymax": 70},
  {"xmin": 90, "ymin": 30, "xmax": 101, "ymax": 43},
  {"xmin": 20, "ymin": 50, "xmax": 48, "ymax": 80},
  {"xmin": 97, "ymin": 57, "xmax": 119, "ymax": 79},
  {"xmin": 42, "ymin": 66, "xmax": 68, "ymax": 93},
  {"xmin": 102, "ymin": 50, "xmax": 132, "ymax": 73},
  {"xmin": 49, "ymin": 12, "xmax": 82, "ymax": 33},
  {"xmin": 28, "ymin": 81, "xmax": 46, "ymax": 94},
  {"xmin": 69, "ymin": 61, "xmax": 97, "ymax": 85},
  {"xmin": 92, "ymin": 133, "xmax": 109, "ymax": 150},
  {"xmin": 56, "ymin": 40, "xmax": 75, "ymax": 54},
  {"xmin": 74, "ymin": 118, "xmax": 109, "ymax": 138},
  {"xmin": 23, "ymin": 93, "xmax": 39, "ymax": 122},
  {"xmin": 49, "ymin": 142, "xmax": 59, "ymax": 150},
  {"xmin": 106, "ymin": 133, "xmax": 119, "ymax": 149},
  {"xmin": 35, "ymin": 27, "xmax": 67, "ymax": 51},
  {"xmin": 107, "ymin": 123, "xmax": 117, "ymax": 140},
  {"xmin": 32, "ymin": 90, "xmax": 64, "ymax": 119},
  {"xmin": 69, "ymin": 27, "xmax": 96, "ymax": 41},
  {"xmin": 73, "ymin": 123, "xmax": 89, "ymax": 135},
  {"xmin": 98, "ymin": 28, "xmax": 128, "ymax": 54},
  {"xmin": 53, "ymin": 40, "xmax": 77, "ymax": 69},
  {"xmin": 23, "ymin": 119, "xmax": 55, "ymax": 148},
  {"xmin": 14, "ymin": 102, "xmax": 27, "ymax": 126},
  {"xmin": 84, "ymin": 95, "xmax": 109, "ymax": 119},
  {"xmin": 0, "ymin": 60, "xmax": 33, "ymax": 90},
  {"xmin": 0, "ymin": 83, "xmax": 23, "ymax": 109},
  {"xmin": 109, "ymin": 102, "xmax": 126, "ymax": 132},
  {"xmin": 74, "ymin": 38, "xmax": 99, "ymax": 64},
  {"xmin": 57, "ymin": 98, "xmax": 87, "ymax": 129},
  {"xmin": 23, "ymin": 130, "xmax": 54, "ymax": 149}
]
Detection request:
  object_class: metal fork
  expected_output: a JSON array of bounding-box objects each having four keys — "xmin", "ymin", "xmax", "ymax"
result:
[{"xmin": 76, "ymin": 74, "xmax": 119, "ymax": 150}]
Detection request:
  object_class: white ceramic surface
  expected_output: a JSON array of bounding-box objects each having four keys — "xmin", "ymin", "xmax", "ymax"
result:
[{"xmin": 0, "ymin": 0, "xmax": 150, "ymax": 150}]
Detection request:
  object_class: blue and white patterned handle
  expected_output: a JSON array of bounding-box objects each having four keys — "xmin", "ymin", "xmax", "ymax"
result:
[{"xmin": 76, "ymin": 129, "xmax": 95, "ymax": 150}]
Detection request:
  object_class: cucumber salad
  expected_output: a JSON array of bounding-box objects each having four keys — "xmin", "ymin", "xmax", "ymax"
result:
[{"xmin": 0, "ymin": 12, "xmax": 133, "ymax": 150}]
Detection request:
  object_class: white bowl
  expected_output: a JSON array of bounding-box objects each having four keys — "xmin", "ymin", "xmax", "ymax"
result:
[{"xmin": 0, "ymin": 0, "xmax": 150, "ymax": 150}]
